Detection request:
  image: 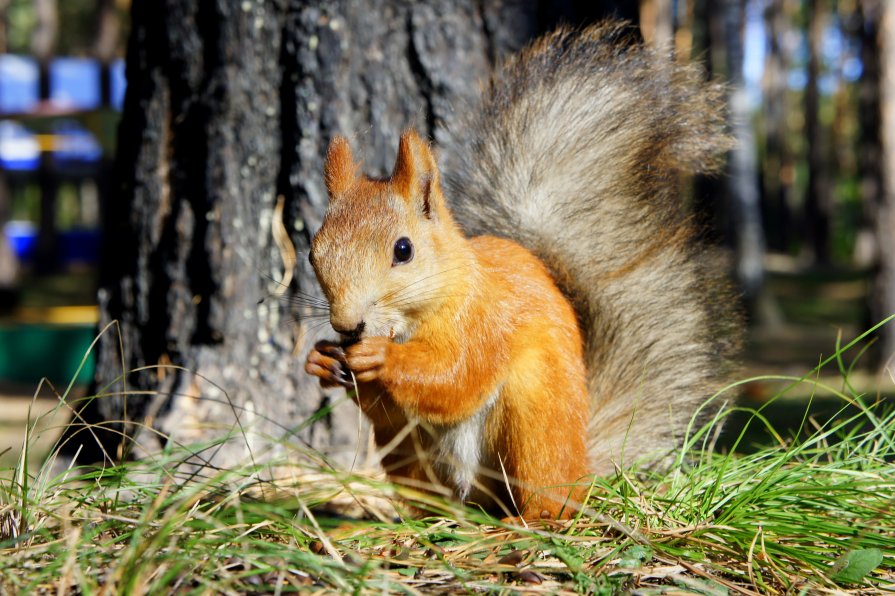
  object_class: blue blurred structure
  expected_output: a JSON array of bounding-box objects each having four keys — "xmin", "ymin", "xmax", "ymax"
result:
[
  {"xmin": 4, "ymin": 220, "xmax": 36, "ymax": 261},
  {"xmin": 0, "ymin": 55, "xmax": 40, "ymax": 114},
  {"xmin": 110, "ymin": 60, "xmax": 126, "ymax": 111},
  {"xmin": 50, "ymin": 58, "xmax": 102, "ymax": 111},
  {"xmin": 52, "ymin": 119, "xmax": 103, "ymax": 174},
  {"xmin": 0, "ymin": 54, "xmax": 124, "ymax": 272},
  {"xmin": 0, "ymin": 120, "xmax": 40, "ymax": 171},
  {"xmin": 0, "ymin": 54, "xmax": 126, "ymax": 115}
]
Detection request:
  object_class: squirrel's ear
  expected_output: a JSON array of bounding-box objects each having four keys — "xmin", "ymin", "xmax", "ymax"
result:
[
  {"xmin": 324, "ymin": 136, "xmax": 358, "ymax": 199},
  {"xmin": 392, "ymin": 129, "xmax": 441, "ymax": 218}
]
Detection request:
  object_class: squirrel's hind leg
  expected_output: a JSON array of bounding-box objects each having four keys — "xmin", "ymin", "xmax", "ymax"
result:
[{"xmin": 488, "ymin": 354, "xmax": 592, "ymax": 520}]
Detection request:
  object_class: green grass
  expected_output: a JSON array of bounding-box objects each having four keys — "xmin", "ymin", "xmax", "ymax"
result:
[{"xmin": 1, "ymin": 323, "xmax": 894, "ymax": 594}]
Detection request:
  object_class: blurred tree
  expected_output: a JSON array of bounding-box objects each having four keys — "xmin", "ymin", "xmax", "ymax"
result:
[
  {"xmin": 3, "ymin": 0, "xmax": 128, "ymax": 57},
  {"xmin": 93, "ymin": 0, "xmax": 121, "ymax": 63},
  {"xmin": 0, "ymin": 0, "xmax": 8, "ymax": 52},
  {"xmin": 761, "ymin": 0, "xmax": 795, "ymax": 253},
  {"xmin": 715, "ymin": 0, "xmax": 765, "ymax": 304},
  {"xmin": 32, "ymin": 0, "xmax": 58, "ymax": 273},
  {"xmin": 855, "ymin": 0, "xmax": 882, "ymax": 273},
  {"xmin": 62, "ymin": 0, "xmax": 642, "ymax": 469},
  {"xmin": 639, "ymin": 0, "xmax": 673, "ymax": 49},
  {"xmin": 805, "ymin": 0, "xmax": 833, "ymax": 264},
  {"xmin": 0, "ymin": 174, "xmax": 18, "ymax": 310},
  {"xmin": 878, "ymin": 0, "xmax": 895, "ymax": 363},
  {"xmin": 690, "ymin": 0, "xmax": 729, "ymax": 238}
]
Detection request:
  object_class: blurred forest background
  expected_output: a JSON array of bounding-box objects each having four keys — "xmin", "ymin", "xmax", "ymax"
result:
[{"xmin": 0, "ymin": 0, "xmax": 892, "ymax": 470}]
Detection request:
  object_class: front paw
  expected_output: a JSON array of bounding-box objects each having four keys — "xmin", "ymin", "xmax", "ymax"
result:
[
  {"xmin": 305, "ymin": 340, "xmax": 353, "ymax": 388},
  {"xmin": 345, "ymin": 336, "xmax": 390, "ymax": 382}
]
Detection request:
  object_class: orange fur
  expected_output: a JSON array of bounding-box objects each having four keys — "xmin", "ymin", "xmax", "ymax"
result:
[
  {"xmin": 306, "ymin": 130, "xmax": 590, "ymax": 519},
  {"xmin": 305, "ymin": 22, "xmax": 740, "ymax": 520}
]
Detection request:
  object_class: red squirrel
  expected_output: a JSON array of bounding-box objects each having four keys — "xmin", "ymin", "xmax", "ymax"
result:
[{"xmin": 305, "ymin": 22, "xmax": 740, "ymax": 520}]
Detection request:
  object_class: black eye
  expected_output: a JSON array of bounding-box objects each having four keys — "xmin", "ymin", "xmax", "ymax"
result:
[{"xmin": 393, "ymin": 237, "xmax": 414, "ymax": 265}]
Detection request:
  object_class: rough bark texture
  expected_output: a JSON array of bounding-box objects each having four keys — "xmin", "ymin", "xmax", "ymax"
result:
[{"xmin": 64, "ymin": 1, "xmax": 631, "ymax": 470}]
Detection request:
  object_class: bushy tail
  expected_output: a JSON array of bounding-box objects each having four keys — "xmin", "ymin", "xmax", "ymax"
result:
[{"xmin": 445, "ymin": 22, "xmax": 741, "ymax": 473}]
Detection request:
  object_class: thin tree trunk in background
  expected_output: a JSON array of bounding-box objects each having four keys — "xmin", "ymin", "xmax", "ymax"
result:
[
  {"xmin": 93, "ymin": 0, "xmax": 120, "ymax": 106},
  {"xmin": 0, "ymin": 174, "xmax": 18, "ymax": 310},
  {"xmin": 639, "ymin": 0, "xmax": 674, "ymax": 49},
  {"xmin": 0, "ymin": 0, "xmax": 9, "ymax": 53},
  {"xmin": 62, "ymin": 1, "xmax": 625, "ymax": 471},
  {"xmin": 722, "ymin": 0, "xmax": 765, "ymax": 303},
  {"xmin": 690, "ymin": 0, "xmax": 730, "ymax": 238},
  {"xmin": 855, "ymin": 0, "xmax": 882, "ymax": 270},
  {"xmin": 878, "ymin": 1, "xmax": 895, "ymax": 364},
  {"xmin": 762, "ymin": 0, "xmax": 794, "ymax": 253},
  {"xmin": 31, "ymin": 0, "xmax": 58, "ymax": 62},
  {"xmin": 805, "ymin": 0, "xmax": 832, "ymax": 265},
  {"xmin": 675, "ymin": 0, "xmax": 694, "ymax": 60},
  {"xmin": 32, "ymin": 0, "xmax": 59, "ymax": 274},
  {"xmin": 93, "ymin": 0, "xmax": 120, "ymax": 63}
]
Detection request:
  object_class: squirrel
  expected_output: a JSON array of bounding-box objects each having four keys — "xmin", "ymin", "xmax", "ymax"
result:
[{"xmin": 304, "ymin": 22, "xmax": 740, "ymax": 520}]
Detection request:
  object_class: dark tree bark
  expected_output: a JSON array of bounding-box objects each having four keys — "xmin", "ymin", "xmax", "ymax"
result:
[{"xmin": 63, "ymin": 1, "xmax": 634, "ymax": 470}]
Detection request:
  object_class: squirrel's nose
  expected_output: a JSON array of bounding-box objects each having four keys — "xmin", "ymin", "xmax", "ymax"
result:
[{"xmin": 332, "ymin": 321, "xmax": 365, "ymax": 341}]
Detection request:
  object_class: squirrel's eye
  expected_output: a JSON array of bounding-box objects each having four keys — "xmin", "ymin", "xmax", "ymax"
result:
[{"xmin": 393, "ymin": 237, "xmax": 414, "ymax": 265}]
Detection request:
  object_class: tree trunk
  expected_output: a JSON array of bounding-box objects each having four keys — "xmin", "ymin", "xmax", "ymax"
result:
[
  {"xmin": 855, "ymin": 0, "xmax": 882, "ymax": 270},
  {"xmin": 805, "ymin": 0, "xmax": 832, "ymax": 265},
  {"xmin": 878, "ymin": 1, "xmax": 895, "ymax": 364},
  {"xmin": 64, "ymin": 1, "xmax": 630, "ymax": 470},
  {"xmin": 0, "ymin": 173, "xmax": 18, "ymax": 310},
  {"xmin": 761, "ymin": 0, "xmax": 794, "ymax": 253},
  {"xmin": 0, "ymin": 0, "xmax": 9, "ymax": 54},
  {"xmin": 32, "ymin": 0, "xmax": 59, "ymax": 273},
  {"xmin": 722, "ymin": 0, "xmax": 765, "ymax": 303},
  {"xmin": 639, "ymin": 0, "xmax": 673, "ymax": 49}
]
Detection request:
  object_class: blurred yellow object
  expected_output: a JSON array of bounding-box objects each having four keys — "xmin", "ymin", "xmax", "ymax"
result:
[
  {"xmin": 12, "ymin": 305, "xmax": 98, "ymax": 325},
  {"xmin": 33, "ymin": 134, "xmax": 59, "ymax": 152}
]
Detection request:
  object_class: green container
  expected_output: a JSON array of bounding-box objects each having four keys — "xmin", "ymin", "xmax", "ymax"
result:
[{"xmin": 0, "ymin": 323, "xmax": 96, "ymax": 386}]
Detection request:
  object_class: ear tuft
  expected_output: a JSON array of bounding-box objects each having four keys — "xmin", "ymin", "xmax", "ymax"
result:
[
  {"xmin": 324, "ymin": 136, "xmax": 358, "ymax": 198},
  {"xmin": 392, "ymin": 129, "xmax": 440, "ymax": 217}
]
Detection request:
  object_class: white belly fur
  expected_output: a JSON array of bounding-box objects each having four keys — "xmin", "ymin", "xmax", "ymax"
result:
[{"xmin": 435, "ymin": 388, "xmax": 499, "ymax": 501}]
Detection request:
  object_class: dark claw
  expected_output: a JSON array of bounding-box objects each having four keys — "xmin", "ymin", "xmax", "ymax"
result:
[
  {"xmin": 315, "ymin": 341, "xmax": 346, "ymax": 360},
  {"xmin": 336, "ymin": 364, "xmax": 354, "ymax": 387}
]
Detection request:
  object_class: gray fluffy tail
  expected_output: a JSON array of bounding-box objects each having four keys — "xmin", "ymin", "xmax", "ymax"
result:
[{"xmin": 445, "ymin": 22, "xmax": 741, "ymax": 473}]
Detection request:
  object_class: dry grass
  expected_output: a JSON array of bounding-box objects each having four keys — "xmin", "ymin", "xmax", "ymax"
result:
[{"xmin": 1, "ymin": 321, "xmax": 894, "ymax": 594}]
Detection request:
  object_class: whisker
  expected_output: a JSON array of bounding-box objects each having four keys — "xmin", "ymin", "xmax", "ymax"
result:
[
  {"xmin": 273, "ymin": 297, "xmax": 330, "ymax": 309},
  {"xmin": 379, "ymin": 277, "xmax": 470, "ymax": 308},
  {"xmin": 388, "ymin": 294, "xmax": 469, "ymax": 310},
  {"xmin": 381, "ymin": 284, "xmax": 469, "ymax": 309},
  {"xmin": 377, "ymin": 263, "xmax": 475, "ymax": 304}
]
